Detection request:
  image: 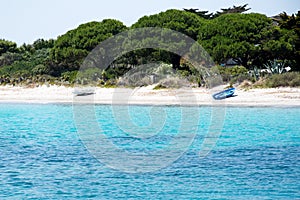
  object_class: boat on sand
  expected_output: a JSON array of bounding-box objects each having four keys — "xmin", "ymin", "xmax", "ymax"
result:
[{"xmin": 212, "ymin": 88, "xmax": 235, "ymax": 100}]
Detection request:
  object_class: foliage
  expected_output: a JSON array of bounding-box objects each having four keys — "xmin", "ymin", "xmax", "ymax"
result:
[
  {"xmin": 183, "ymin": 9, "xmax": 213, "ymax": 19},
  {"xmin": 199, "ymin": 13, "xmax": 296, "ymax": 69},
  {"xmin": 131, "ymin": 9, "xmax": 205, "ymax": 69},
  {"xmin": 0, "ymin": 8, "xmax": 300, "ymax": 88},
  {"xmin": 132, "ymin": 9, "xmax": 204, "ymax": 40},
  {"xmin": 260, "ymin": 27, "xmax": 297, "ymax": 65},
  {"xmin": 154, "ymin": 77, "xmax": 191, "ymax": 89},
  {"xmin": 61, "ymin": 71, "xmax": 78, "ymax": 84},
  {"xmin": 0, "ymin": 39, "xmax": 20, "ymax": 67},
  {"xmin": 251, "ymin": 66, "xmax": 260, "ymax": 81},
  {"xmin": 0, "ymin": 48, "xmax": 51, "ymax": 76},
  {"xmin": 218, "ymin": 65, "xmax": 248, "ymax": 76},
  {"xmin": 76, "ymin": 68, "xmax": 102, "ymax": 82},
  {"xmin": 32, "ymin": 64, "xmax": 50, "ymax": 75},
  {"xmin": 32, "ymin": 39, "xmax": 54, "ymax": 50},
  {"xmin": 263, "ymin": 59, "xmax": 287, "ymax": 74},
  {"xmin": 264, "ymin": 72, "xmax": 300, "ymax": 87},
  {"xmin": 213, "ymin": 4, "xmax": 251, "ymax": 18},
  {"xmin": 212, "ymin": 65, "xmax": 249, "ymax": 83},
  {"xmin": 0, "ymin": 52, "xmax": 22, "ymax": 67},
  {"xmin": 50, "ymin": 19, "xmax": 127, "ymax": 74},
  {"xmin": 0, "ymin": 39, "xmax": 18, "ymax": 55},
  {"xmin": 275, "ymin": 11, "xmax": 300, "ymax": 71},
  {"xmin": 184, "ymin": 4, "xmax": 250, "ymax": 19}
]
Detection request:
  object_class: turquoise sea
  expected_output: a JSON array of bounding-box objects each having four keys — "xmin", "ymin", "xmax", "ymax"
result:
[{"xmin": 0, "ymin": 103, "xmax": 299, "ymax": 199}]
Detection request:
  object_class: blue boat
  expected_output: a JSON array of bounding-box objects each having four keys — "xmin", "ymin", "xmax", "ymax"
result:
[{"xmin": 212, "ymin": 88, "xmax": 235, "ymax": 100}]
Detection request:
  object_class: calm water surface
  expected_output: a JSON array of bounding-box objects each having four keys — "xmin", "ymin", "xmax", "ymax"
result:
[{"xmin": 0, "ymin": 104, "xmax": 299, "ymax": 199}]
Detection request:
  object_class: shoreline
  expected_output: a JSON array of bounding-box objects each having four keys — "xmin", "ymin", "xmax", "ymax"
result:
[
  {"xmin": 0, "ymin": 85, "xmax": 299, "ymax": 107},
  {"xmin": 1, "ymin": 101, "xmax": 299, "ymax": 108}
]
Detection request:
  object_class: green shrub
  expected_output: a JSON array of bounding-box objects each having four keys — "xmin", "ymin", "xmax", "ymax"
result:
[
  {"xmin": 32, "ymin": 64, "xmax": 50, "ymax": 75},
  {"xmin": 212, "ymin": 65, "xmax": 249, "ymax": 83},
  {"xmin": 61, "ymin": 71, "xmax": 78, "ymax": 83},
  {"xmin": 264, "ymin": 72, "xmax": 300, "ymax": 87}
]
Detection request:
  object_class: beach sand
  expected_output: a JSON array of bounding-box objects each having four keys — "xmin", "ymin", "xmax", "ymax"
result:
[{"xmin": 0, "ymin": 85, "xmax": 299, "ymax": 107}]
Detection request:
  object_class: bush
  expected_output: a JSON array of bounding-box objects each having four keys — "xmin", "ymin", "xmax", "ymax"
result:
[
  {"xmin": 61, "ymin": 71, "xmax": 78, "ymax": 83},
  {"xmin": 213, "ymin": 65, "xmax": 249, "ymax": 83},
  {"xmin": 32, "ymin": 64, "xmax": 50, "ymax": 75},
  {"xmin": 264, "ymin": 72, "xmax": 300, "ymax": 87},
  {"xmin": 230, "ymin": 73, "xmax": 252, "ymax": 85},
  {"xmin": 154, "ymin": 77, "xmax": 192, "ymax": 89}
]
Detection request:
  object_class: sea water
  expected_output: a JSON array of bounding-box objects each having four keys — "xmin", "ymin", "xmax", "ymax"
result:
[{"xmin": 0, "ymin": 104, "xmax": 299, "ymax": 199}]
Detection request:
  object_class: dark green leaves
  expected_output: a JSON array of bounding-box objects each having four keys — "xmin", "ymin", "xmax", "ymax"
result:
[{"xmin": 50, "ymin": 19, "xmax": 127, "ymax": 73}]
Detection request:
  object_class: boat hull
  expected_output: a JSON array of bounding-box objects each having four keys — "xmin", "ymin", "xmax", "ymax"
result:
[{"xmin": 212, "ymin": 88, "xmax": 235, "ymax": 100}]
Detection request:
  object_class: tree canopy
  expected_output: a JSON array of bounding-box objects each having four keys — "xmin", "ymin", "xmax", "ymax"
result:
[
  {"xmin": 214, "ymin": 4, "xmax": 251, "ymax": 18},
  {"xmin": 131, "ymin": 9, "xmax": 205, "ymax": 69},
  {"xmin": 50, "ymin": 19, "xmax": 127, "ymax": 74},
  {"xmin": 132, "ymin": 9, "xmax": 205, "ymax": 40},
  {"xmin": 198, "ymin": 13, "xmax": 296, "ymax": 69},
  {"xmin": 0, "ymin": 7, "xmax": 299, "ymax": 86},
  {"xmin": 184, "ymin": 4, "xmax": 251, "ymax": 19},
  {"xmin": 275, "ymin": 11, "xmax": 300, "ymax": 70},
  {"xmin": 0, "ymin": 39, "xmax": 18, "ymax": 55}
]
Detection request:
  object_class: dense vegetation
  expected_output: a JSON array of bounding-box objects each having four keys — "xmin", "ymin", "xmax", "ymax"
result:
[{"xmin": 0, "ymin": 5, "xmax": 299, "ymax": 87}]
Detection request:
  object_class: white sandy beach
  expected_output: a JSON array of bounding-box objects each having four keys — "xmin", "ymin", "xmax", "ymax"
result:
[{"xmin": 0, "ymin": 85, "xmax": 299, "ymax": 107}]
